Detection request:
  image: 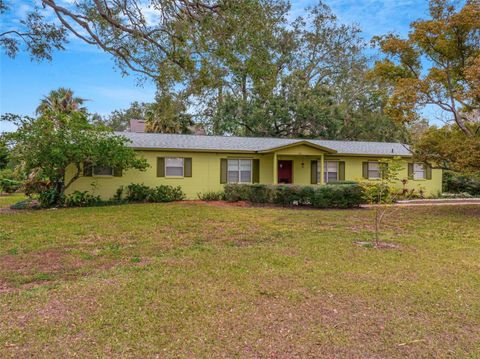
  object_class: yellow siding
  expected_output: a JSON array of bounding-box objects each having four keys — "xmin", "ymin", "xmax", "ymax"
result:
[
  {"xmin": 66, "ymin": 149, "xmax": 443, "ymax": 200},
  {"xmin": 66, "ymin": 151, "xmax": 274, "ymax": 200}
]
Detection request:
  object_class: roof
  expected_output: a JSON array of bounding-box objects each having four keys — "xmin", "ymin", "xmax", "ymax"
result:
[{"xmin": 115, "ymin": 132, "xmax": 412, "ymax": 157}]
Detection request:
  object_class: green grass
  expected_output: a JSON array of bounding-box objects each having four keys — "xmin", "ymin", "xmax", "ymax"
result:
[{"xmin": 1, "ymin": 202, "xmax": 479, "ymax": 357}]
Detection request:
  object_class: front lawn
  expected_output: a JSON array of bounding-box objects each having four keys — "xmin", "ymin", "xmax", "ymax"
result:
[{"xmin": 1, "ymin": 203, "xmax": 479, "ymax": 357}]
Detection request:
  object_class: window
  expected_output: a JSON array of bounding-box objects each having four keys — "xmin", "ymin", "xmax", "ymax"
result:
[
  {"xmin": 368, "ymin": 162, "xmax": 381, "ymax": 179},
  {"xmin": 93, "ymin": 165, "xmax": 113, "ymax": 176},
  {"xmin": 322, "ymin": 161, "xmax": 338, "ymax": 183},
  {"xmin": 165, "ymin": 157, "xmax": 184, "ymax": 177},
  {"xmin": 413, "ymin": 163, "xmax": 425, "ymax": 180},
  {"xmin": 227, "ymin": 159, "xmax": 252, "ymax": 183}
]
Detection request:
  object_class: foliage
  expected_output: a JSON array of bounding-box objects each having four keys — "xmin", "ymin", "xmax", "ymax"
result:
[
  {"xmin": 0, "ymin": 178, "xmax": 21, "ymax": 194},
  {"xmin": 1, "ymin": 111, "xmax": 149, "ymax": 206},
  {"xmin": 372, "ymin": 0, "xmax": 480, "ymax": 172},
  {"xmin": 0, "ymin": 1, "xmax": 67, "ymax": 61},
  {"xmin": 38, "ymin": 187, "xmax": 64, "ymax": 208},
  {"xmin": 64, "ymin": 191, "xmax": 101, "ymax": 207},
  {"xmin": 223, "ymin": 183, "xmax": 364, "ymax": 208},
  {"xmin": 36, "ymin": 88, "xmax": 86, "ymax": 116},
  {"xmin": 412, "ymin": 124, "xmax": 480, "ymax": 175},
  {"xmin": 126, "ymin": 183, "xmax": 185, "ymax": 203},
  {"xmin": 0, "ymin": 168, "xmax": 22, "ymax": 194},
  {"xmin": 100, "ymin": 101, "xmax": 150, "ymax": 131},
  {"xmin": 112, "ymin": 186, "xmax": 124, "ymax": 202},
  {"xmin": 443, "ymin": 171, "xmax": 480, "ymax": 196},
  {"xmin": 5, "ymin": 0, "xmax": 406, "ymax": 142},
  {"xmin": 197, "ymin": 191, "xmax": 225, "ymax": 201},
  {"xmin": 0, "ymin": 142, "xmax": 8, "ymax": 169}
]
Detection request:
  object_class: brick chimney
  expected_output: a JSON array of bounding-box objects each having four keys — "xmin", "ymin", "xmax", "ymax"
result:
[{"xmin": 129, "ymin": 119, "xmax": 146, "ymax": 133}]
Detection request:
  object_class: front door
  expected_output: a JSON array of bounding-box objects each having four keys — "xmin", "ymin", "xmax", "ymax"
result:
[{"xmin": 278, "ymin": 160, "xmax": 293, "ymax": 184}]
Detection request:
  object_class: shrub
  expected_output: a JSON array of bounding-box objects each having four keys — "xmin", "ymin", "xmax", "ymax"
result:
[
  {"xmin": 0, "ymin": 178, "xmax": 22, "ymax": 193},
  {"xmin": 443, "ymin": 171, "xmax": 480, "ymax": 196},
  {"xmin": 224, "ymin": 184, "xmax": 251, "ymax": 202},
  {"xmin": 65, "ymin": 191, "xmax": 101, "ymax": 207},
  {"xmin": 224, "ymin": 183, "xmax": 365, "ymax": 208},
  {"xmin": 126, "ymin": 183, "xmax": 151, "ymax": 202},
  {"xmin": 38, "ymin": 188, "xmax": 65, "ymax": 208},
  {"xmin": 248, "ymin": 184, "xmax": 275, "ymax": 203},
  {"xmin": 126, "ymin": 183, "xmax": 185, "ymax": 203},
  {"xmin": 147, "ymin": 185, "xmax": 185, "ymax": 202},
  {"xmin": 113, "ymin": 186, "xmax": 124, "ymax": 201},
  {"xmin": 312, "ymin": 184, "xmax": 364, "ymax": 208},
  {"xmin": 198, "ymin": 191, "xmax": 225, "ymax": 201}
]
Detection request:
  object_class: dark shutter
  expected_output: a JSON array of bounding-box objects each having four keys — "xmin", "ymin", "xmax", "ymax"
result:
[
  {"xmin": 252, "ymin": 159, "xmax": 260, "ymax": 183},
  {"xmin": 425, "ymin": 164, "xmax": 432, "ymax": 180},
  {"xmin": 362, "ymin": 162, "xmax": 368, "ymax": 179},
  {"xmin": 408, "ymin": 163, "xmax": 414, "ymax": 179},
  {"xmin": 113, "ymin": 167, "xmax": 122, "ymax": 177},
  {"xmin": 157, "ymin": 157, "xmax": 165, "ymax": 177},
  {"xmin": 184, "ymin": 158, "xmax": 192, "ymax": 177},
  {"xmin": 83, "ymin": 161, "xmax": 93, "ymax": 177},
  {"xmin": 338, "ymin": 161, "xmax": 345, "ymax": 181},
  {"xmin": 220, "ymin": 159, "xmax": 227, "ymax": 184},
  {"xmin": 311, "ymin": 160, "xmax": 318, "ymax": 184}
]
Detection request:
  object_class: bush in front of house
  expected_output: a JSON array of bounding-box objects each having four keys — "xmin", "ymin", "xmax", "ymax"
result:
[
  {"xmin": 65, "ymin": 191, "xmax": 102, "ymax": 207},
  {"xmin": 197, "ymin": 191, "xmax": 225, "ymax": 201},
  {"xmin": 126, "ymin": 183, "xmax": 185, "ymax": 203},
  {"xmin": 224, "ymin": 183, "xmax": 365, "ymax": 208}
]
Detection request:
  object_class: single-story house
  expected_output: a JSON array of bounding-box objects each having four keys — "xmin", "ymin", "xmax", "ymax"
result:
[{"xmin": 65, "ymin": 133, "xmax": 443, "ymax": 199}]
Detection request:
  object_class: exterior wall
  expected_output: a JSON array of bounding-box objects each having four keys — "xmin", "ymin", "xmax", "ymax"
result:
[
  {"xmin": 325, "ymin": 155, "xmax": 443, "ymax": 196},
  {"xmin": 65, "ymin": 151, "xmax": 274, "ymax": 200},
  {"xmin": 66, "ymin": 150, "xmax": 443, "ymax": 200}
]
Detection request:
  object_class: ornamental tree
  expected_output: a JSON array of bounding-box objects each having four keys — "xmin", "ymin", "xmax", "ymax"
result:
[{"xmin": 1, "ymin": 112, "xmax": 149, "ymax": 204}]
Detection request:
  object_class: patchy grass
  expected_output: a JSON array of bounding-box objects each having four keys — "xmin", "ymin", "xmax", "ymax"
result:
[{"xmin": 1, "ymin": 203, "xmax": 479, "ymax": 357}]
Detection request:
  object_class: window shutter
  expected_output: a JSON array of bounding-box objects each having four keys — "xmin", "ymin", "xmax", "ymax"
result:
[
  {"xmin": 310, "ymin": 160, "xmax": 318, "ymax": 184},
  {"xmin": 83, "ymin": 161, "xmax": 93, "ymax": 177},
  {"xmin": 113, "ymin": 167, "xmax": 122, "ymax": 177},
  {"xmin": 362, "ymin": 162, "xmax": 368, "ymax": 179},
  {"xmin": 220, "ymin": 159, "xmax": 227, "ymax": 184},
  {"xmin": 425, "ymin": 164, "xmax": 432, "ymax": 180},
  {"xmin": 184, "ymin": 158, "xmax": 192, "ymax": 177},
  {"xmin": 252, "ymin": 159, "xmax": 260, "ymax": 183},
  {"xmin": 157, "ymin": 157, "xmax": 165, "ymax": 177},
  {"xmin": 408, "ymin": 163, "xmax": 414, "ymax": 179},
  {"xmin": 338, "ymin": 161, "xmax": 345, "ymax": 181}
]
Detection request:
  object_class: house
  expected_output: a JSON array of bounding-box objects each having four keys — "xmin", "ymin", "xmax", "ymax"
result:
[{"xmin": 65, "ymin": 133, "xmax": 443, "ymax": 199}]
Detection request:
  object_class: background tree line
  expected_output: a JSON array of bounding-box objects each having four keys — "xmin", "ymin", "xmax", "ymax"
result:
[{"xmin": 1, "ymin": 0, "xmax": 479, "ymax": 177}]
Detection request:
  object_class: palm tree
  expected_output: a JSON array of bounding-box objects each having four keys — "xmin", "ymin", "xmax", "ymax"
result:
[{"xmin": 36, "ymin": 88, "xmax": 87, "ymax": 116}]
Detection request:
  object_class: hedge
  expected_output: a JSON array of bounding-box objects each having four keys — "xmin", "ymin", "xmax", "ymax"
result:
[{"xmin": 224, "ymin": 183, "xmax": 365, "ymax": 208}]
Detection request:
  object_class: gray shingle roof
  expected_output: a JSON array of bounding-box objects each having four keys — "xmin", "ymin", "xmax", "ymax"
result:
[{"xmin": 115, "ymin": 132, "xmax": 412, "ymax": 157}]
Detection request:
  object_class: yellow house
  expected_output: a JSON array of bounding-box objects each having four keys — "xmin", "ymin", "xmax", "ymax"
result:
[{"xmin": 66, "ymin": 133, "xmax": 443, "ymax": 199}]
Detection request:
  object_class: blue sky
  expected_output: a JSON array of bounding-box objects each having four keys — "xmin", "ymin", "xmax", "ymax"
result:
[{"xmin": 0, "ymin": 0, "xmax": 431, "ymax": 132}]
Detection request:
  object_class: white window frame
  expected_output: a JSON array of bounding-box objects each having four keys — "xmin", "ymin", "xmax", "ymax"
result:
[
  {"xmin": 368, "ymin": 162, "xmax": 381, "ymax": 179},
  {"xmin": 165, "ymin": 157, "xmax": 184, "ymax": 177},
  {"xmin": 227, "ymin": 159, "xmax": 252, "ymax": 184},
  {"xmin": 322, "ymin": 161, "xmax": 339, "ymax": 183},
  {"xmin": 413, "ymin": 162, "xmax": 426, "ymax": 180},
  {"xmin": 93, "ymin": 165, "xmax": 114, "ymax": 177}
]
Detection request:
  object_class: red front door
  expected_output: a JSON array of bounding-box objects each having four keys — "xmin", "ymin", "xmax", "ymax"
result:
[{"xmin": 278, "ymin": 160, "xmax": 293, "ymax": 184}]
